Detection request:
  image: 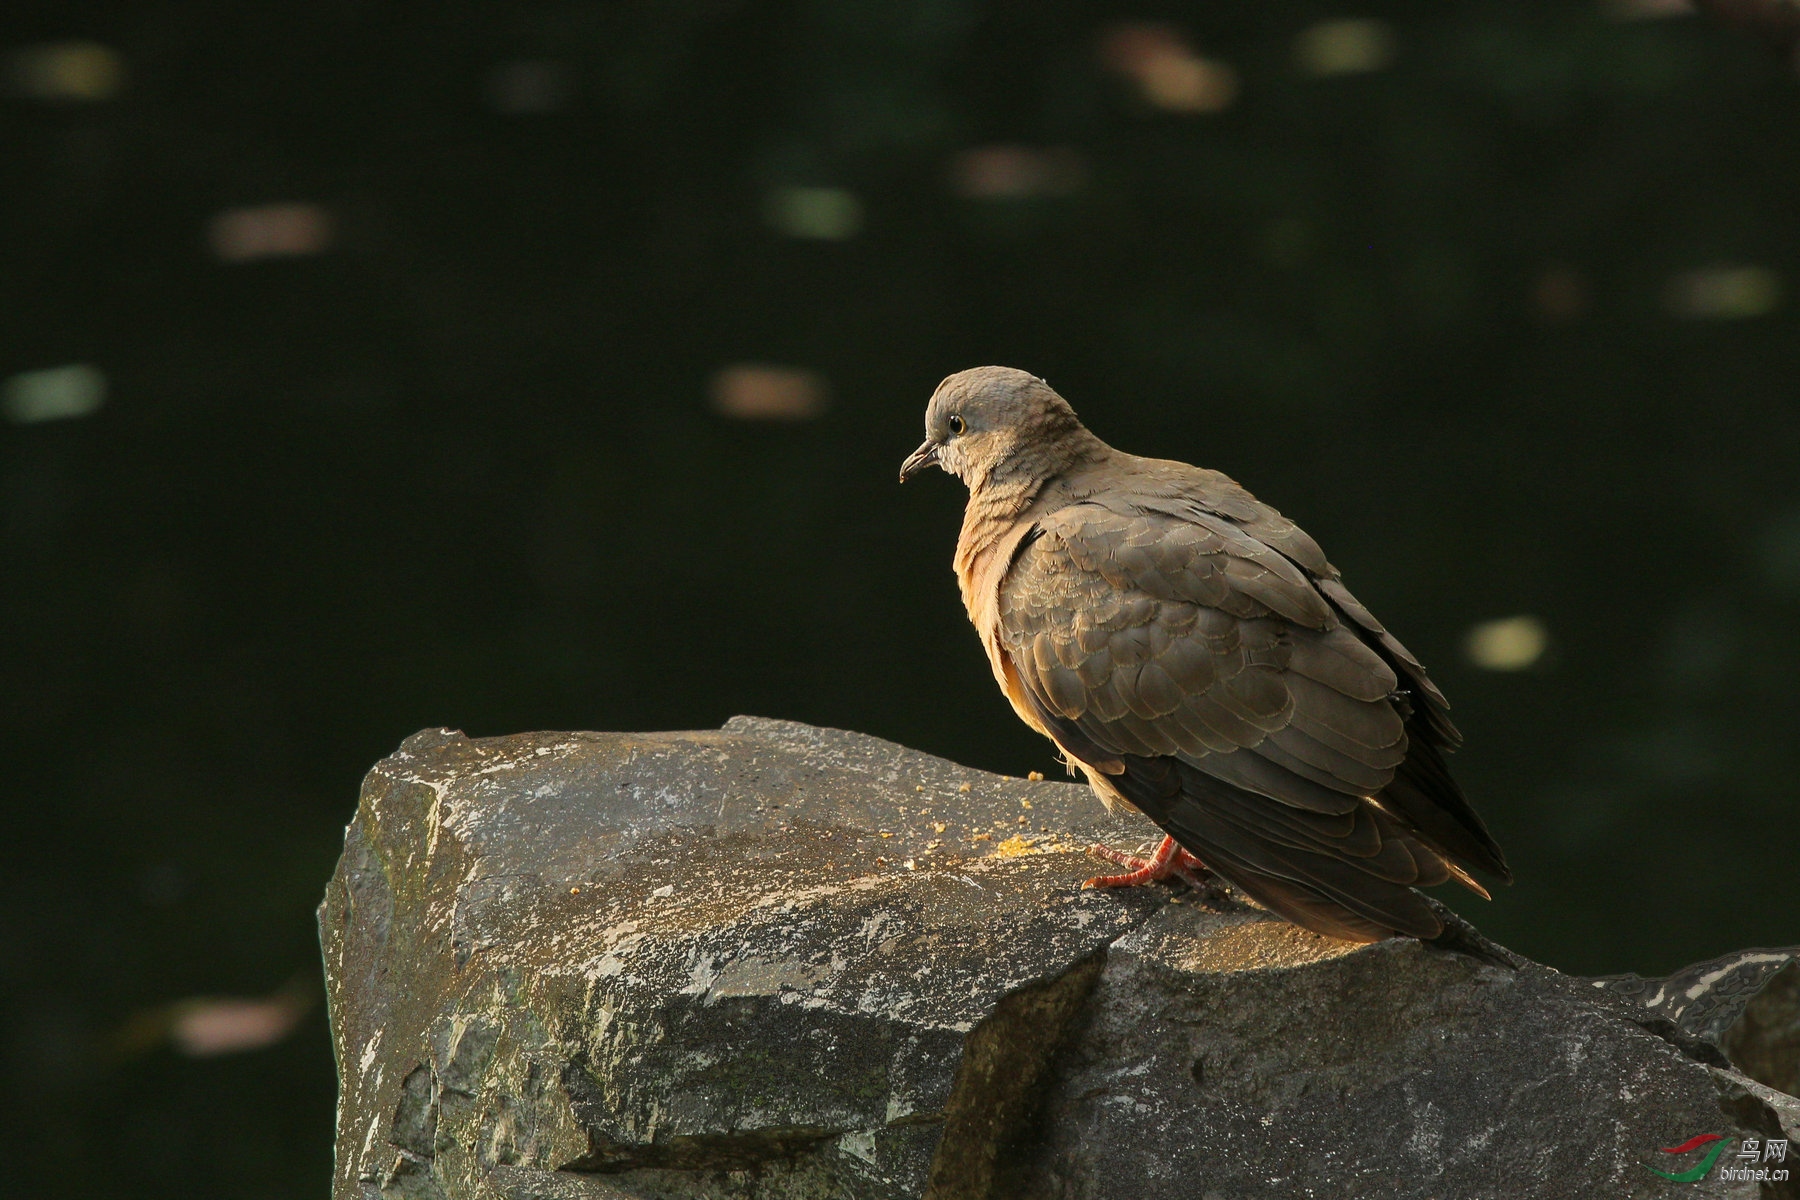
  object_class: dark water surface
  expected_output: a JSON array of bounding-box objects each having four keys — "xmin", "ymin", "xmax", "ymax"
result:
[{"xmin": 4, "ymin": 3, "xmax": 1798, "ymax": 1196}]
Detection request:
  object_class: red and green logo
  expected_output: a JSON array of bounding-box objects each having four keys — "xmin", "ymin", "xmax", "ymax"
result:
[{"xmin": 1645, "ymin": 1133, "xmax": 1733, "ymax": 1183}]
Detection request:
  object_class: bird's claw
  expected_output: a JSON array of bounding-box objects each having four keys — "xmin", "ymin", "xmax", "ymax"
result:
[{"xmin": 1083, "ymin": 835, "xmax": 1214, "ymax": 892}]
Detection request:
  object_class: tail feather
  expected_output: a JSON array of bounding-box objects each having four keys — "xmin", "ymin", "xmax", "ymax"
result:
[
  {"xmin": 1107, "ymin": 754, "xmax": 1447, "ymax": 942},
  {"xmin": 1378, "ymin": 738, "xmax": 1512, "ymax": 883}
]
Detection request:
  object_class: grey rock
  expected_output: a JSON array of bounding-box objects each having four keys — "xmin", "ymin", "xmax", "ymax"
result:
[
  {"xmin": 1020, "ymin": 908, "xmax": 1798, "ymax": 1199},
  {"xmin": 322, "ymin": 718, "xmax": 1800, "ymax": 1200},
  {"xmin": 1723, "ymin": 963, "xmax": 1800, "ymax": 1099}
]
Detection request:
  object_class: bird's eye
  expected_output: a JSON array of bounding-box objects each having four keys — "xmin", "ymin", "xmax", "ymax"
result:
[{"xmin": 947, "ymin": 414, "xmax": 965, "ymax": 436}]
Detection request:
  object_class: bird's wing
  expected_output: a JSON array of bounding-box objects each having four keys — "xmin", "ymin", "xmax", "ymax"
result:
[
  {"xmin": 994, "ymin": 500, "xmax": 1484, "ymax": 938},
  {"xmin": 1152, "ymin": 479, "xmax": 1498, "ymax": 870},
  {"xmin": 1135, "ymin": 467, "xmax": 1462, "ymax": 749},
  {"xmin": 996, "ymin": 501, "xmax": 1410, "ymax": 800}
]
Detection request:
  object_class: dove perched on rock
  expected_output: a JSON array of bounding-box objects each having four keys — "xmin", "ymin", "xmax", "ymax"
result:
[{"xmin": 899, "ymin": 366, "xmax": 1510, "ymax": 942}]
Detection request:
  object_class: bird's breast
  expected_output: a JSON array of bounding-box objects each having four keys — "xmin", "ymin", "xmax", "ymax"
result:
[{"xmin": 953, "ymin": 515, "xmax": 1051, "ymax": 736}]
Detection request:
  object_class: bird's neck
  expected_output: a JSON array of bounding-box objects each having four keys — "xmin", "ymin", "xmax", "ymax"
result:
[
  {"xmin": 957, "ymin": 475, "xmax": 1039, "ymax": 555},
  {"xmin": 954, "ymin": 436, "xmax": 1109, "ymax": 611}
]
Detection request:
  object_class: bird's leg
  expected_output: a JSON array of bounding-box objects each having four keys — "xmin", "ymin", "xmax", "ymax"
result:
[{"xmin": 1084, "ymin": 835, "xmax": 1213, "ymax": 891}]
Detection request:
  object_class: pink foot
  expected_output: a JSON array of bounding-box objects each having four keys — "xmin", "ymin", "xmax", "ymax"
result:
[{"xmin": 1084, "ymin": 835, "xmax": 1213, "ymax": 891}]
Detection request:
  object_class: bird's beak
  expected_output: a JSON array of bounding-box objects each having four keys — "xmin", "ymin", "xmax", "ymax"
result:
[{"xmin": 898, "ymin": 440, "xmax": 940, "ymax": 483}]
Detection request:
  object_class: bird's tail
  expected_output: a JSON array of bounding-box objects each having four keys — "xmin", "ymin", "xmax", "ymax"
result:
[{"xmin": 1108, "ymin": 754, "xmax": 1459, "ymax": 942}]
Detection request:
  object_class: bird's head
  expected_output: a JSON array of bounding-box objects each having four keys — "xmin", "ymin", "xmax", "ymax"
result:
[{"xmin": 899, "ymin": 365, "xmax": 1094, "ymax": 490}]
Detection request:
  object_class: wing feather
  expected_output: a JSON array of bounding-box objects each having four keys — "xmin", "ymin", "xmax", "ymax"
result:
[{"xmin": 992, "ymin": 486, "xmax": 1507, "ymax": 940}]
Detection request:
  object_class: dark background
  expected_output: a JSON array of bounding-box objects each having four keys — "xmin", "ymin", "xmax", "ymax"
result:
[{"xmin": 5, "ymin": 2, "xmax": 1799, "ymax": 1196}]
